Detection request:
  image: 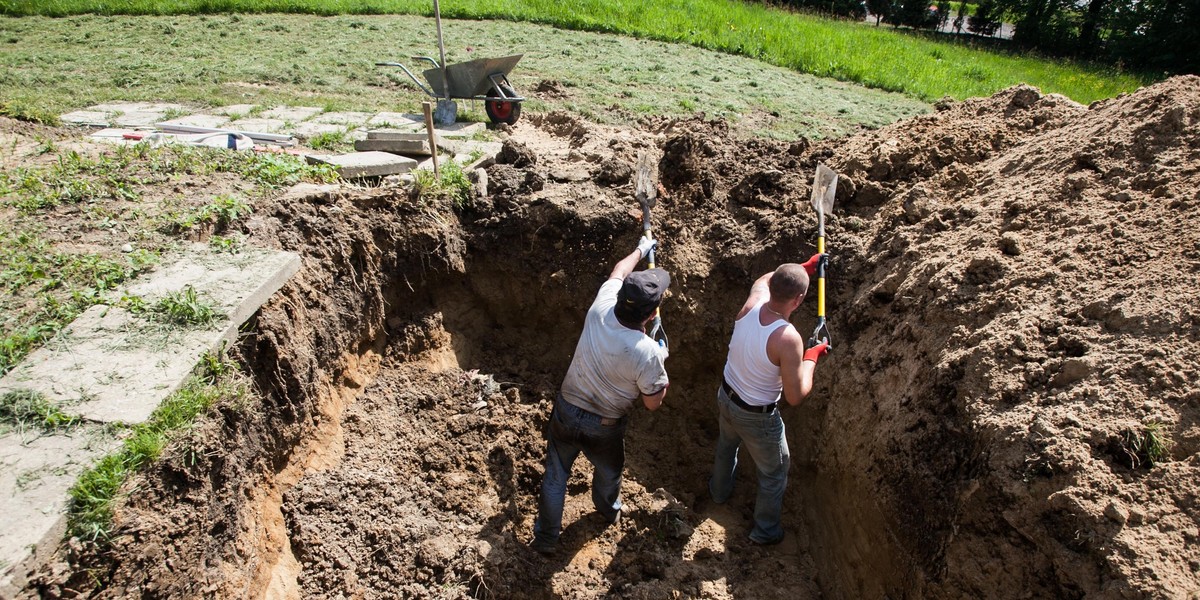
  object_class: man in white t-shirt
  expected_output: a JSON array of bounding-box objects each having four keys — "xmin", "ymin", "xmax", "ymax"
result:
[
  {"xmin": 709, "ymin": 257, "xmax": 830, "ymax": 545},
  {"xmin": 531, "ymin": 236, "xmax": 669, "ymax": 555}
]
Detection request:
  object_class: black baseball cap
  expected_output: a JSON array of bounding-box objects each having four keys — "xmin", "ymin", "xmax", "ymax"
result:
[{"xmin": 618, "ymin": 268, "xmax": 670, "ymax": 316}]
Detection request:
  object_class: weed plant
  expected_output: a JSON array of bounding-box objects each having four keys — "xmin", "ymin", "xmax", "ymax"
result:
[
  {"xmin": 413, "ymin": 161, "xmax": 473, "ymax": 210},
  {"xmin": 1122, "ymin": 422, "xmax": 1173, "ymax": 468},
  {"xmin": 123, "ymin": 286, "xmax": 220, "ymax": 326}
]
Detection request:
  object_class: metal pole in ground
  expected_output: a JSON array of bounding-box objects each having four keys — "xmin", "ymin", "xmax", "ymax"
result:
[{"xmin": 433, "ymin": 0, "xmax": 448, "ymax": 104}]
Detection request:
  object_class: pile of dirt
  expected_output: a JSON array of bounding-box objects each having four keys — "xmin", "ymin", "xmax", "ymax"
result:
[{"xmin": 20, "ymin": 75, "xmax": 1200, "ymax": 599}]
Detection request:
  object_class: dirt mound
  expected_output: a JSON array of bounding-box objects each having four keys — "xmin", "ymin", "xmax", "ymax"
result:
[{"xmin": 20, "ymin": 76, "xmax": 1200, "ymax": 599}]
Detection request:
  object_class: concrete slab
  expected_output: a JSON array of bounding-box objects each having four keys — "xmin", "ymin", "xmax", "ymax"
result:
[
  {"xmin": 311, "ymin": 111, "xmax": 373, "ymax": 126},
  {"xmin": 0, "ymin": 425, "xmax": 120, "ymax": 596},
  {"xmin": 87, "ymin": 102, "xmax": 185, "ymax": 114},
  {"xmin": 354, "ymin": 138, "xmax": 432, "ymax": 156},
  {"xmin": 292, "ymin": 122, "xmax": 347, "ymax": 140},
  {"xmin": 225, "ymin": 118, "xmax": 288, "ymax": 134},
  {"xmin": 366, "ymin": 129, "xmax": 431, "ymax": 142},
  {"xmin": 259, "ymin": 106, "xmax": 323, "ymax": 122},
  {"xmin": 436, "ymin": 121, "xmax": 487, "ymax": 139},
  {"xmin": 307, "ymin": 152, "xmax": 417, "ymax": 178},
  {"xmin": 367, "ymin": 112, "xmax": 423, "ymax": 128},
  {"xmin": 0, "ymin": 245, "xmax": 301, "ymax": 424},
  {"xmin": 211, "ymin": 104, "xmax": 259, "ymax": 117},
  {"xmin": 112, "ymin": 112, "xmax": 167, "ymax": 128},
  {"xmin": 413, "ymin": 153, "xmax": 456, "ymax": 172},
  {"xmin": 159, "ymin": 114, "xmax": 231, "ymax": 129},
  {"xmin": 59, "ymin": 111, "xmax": 112, "ymax": 127}
]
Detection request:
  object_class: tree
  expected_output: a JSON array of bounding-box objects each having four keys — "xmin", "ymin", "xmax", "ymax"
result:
[
  {"xmin": 866, "ymin": 0, "xmax": 893, "ymax": 24},
  {"xmin": 967, "ymin": 0, "xmax": 1002, "ymax": 35}
]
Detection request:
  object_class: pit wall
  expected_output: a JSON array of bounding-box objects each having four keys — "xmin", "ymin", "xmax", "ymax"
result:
[{"xmin": 50, "ymin": 182, "xmax": 915, "ymax": 598}]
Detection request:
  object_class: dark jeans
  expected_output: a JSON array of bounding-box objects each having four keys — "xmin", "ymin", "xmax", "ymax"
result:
[
  {"xmin": 709, "ymin": 384, "xmax": 790, "ymax": 544},
  {"xmin": 533, "ymin": 395, "xmax": 627, "ymax": 546}
]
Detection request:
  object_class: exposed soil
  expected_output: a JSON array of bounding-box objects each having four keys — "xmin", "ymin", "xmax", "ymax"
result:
[{"xmin": 17, "ymin": 75, "xmax": 1200, "ymax": 599}]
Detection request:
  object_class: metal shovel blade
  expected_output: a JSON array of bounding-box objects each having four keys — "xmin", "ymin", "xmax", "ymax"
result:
[
  {"xmin": 635, "ymin": 151, "xmax": 658, "ymax": 209},
  {"xmin": 811, "ymin": 163, "xmax": 838, "ymax": 215}
]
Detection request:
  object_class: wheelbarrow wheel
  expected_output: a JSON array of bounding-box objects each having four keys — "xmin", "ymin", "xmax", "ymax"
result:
[{"xmin": 485, "ymin": 83, "xmax": 521, "ymax": 125}]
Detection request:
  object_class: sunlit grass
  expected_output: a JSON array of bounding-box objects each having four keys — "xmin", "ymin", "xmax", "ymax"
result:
[{"xmin": 0, "ymin": 0, "xmax": 1151, "ymax": 104}]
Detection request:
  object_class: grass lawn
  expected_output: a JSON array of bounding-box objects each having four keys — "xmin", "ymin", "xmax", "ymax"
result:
[{"xmin": 0, "ymin": 0, "xmax": 1152, "ymax": 104}]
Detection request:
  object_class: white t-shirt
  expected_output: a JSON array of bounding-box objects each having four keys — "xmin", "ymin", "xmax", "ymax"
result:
[{"xmin": 561, "ymin": 278, "xmax": 669, "ymax": 418}]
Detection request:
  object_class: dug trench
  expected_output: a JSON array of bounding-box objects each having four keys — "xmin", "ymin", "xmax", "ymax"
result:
[{"xmin": 28, "ymin": 76, "xmax": 1200, "ymax": 599}]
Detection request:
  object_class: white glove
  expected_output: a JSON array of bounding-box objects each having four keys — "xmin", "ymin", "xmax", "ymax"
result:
[
  {"xmin": 637, "ymin": 236, "xmax": 657, "ymax": 259},
  {"xmin": 657, "ymin": 338, "xmax": 669, "ymax": 360}
]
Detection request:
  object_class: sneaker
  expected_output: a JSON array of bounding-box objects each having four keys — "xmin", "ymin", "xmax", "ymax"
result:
[
  {"xmin": 749, "ymin": 534, "xmax": 784, "ymax": 546},
  {"xmin": 530, "ymin": 538, "xmax": 557, "ymax": 556},
  {"xmin": 603, "ymin": 503, "xmax": 630, "ymax": 525}
]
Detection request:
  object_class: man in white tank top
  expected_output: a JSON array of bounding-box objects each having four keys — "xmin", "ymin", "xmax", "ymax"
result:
[
  {"xmin": 531, "ymin": 236, "xmax": 670, "ymax": 555},
  {"xmin": 709, "ymin": 257, "xmax": 830, "ymax": 545}
]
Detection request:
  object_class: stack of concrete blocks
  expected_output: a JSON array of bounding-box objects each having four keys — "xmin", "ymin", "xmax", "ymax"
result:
[{"xmin": 309, "ymin": 121, "xmax": 502, "ymax": 184}]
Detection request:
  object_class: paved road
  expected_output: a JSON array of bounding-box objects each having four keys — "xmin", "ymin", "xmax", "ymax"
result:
[{"xmin": 862, "ymin": 12, "xmax": 1014, "ymax": 39}]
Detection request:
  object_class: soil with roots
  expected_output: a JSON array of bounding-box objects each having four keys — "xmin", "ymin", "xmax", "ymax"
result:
[{"xmin": 18, "ymin": 75, "xmax": 1200, "ymax": 599}]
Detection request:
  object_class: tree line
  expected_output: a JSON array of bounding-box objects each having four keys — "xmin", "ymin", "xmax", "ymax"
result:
[{"xmin": 772, "ymin": 0, "xmax": 1198, "ymax": 75}]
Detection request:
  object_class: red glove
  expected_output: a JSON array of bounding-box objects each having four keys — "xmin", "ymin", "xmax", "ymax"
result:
[
  {"xmin": 801, "ymin": 253, "xmax": 825, "ymax": 277},
  {"xmin": 803, "ymin": 341, "xmax": 830, "ymax": 363}
]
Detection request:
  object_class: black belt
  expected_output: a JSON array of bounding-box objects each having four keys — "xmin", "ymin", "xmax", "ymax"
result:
[{"xmin": 721, "ymin": 378, "xmax": 777, "ymax": 413}]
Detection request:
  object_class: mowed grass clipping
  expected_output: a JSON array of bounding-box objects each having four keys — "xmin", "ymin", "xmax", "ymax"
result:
[
  {"xmin": 1, "ymin": 0, "xmax": 1150, "ymax": 104},
  {"xmin": 0, "ymin": 15, "xmax": 931, "ymax": 140}
]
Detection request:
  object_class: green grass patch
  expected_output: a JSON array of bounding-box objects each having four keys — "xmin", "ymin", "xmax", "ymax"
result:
[
  {"xmin": 1123, "ymin": 422, "xmax": 1173, "ymax": 469},
  {"xmin": 0, "ymin": 228, "xmax": 155, "ymax": 374},
  {"xmin": 413, "ymin": 160, "xmax": 473, "ymax": 210},
  {"xmin": 160, "ymin": 194, "xmax": 250, "ymax": 233},
  {"xmin": 67, "ymin": 365, "xmax": 248, "ymax": 541},
  {"xmin": 0, "ymin": 389, "xmax": 80, "ymax": 433},
  {"xmin": 0, "ymin": 2, "xmax": 1151, "ymax": 105}
]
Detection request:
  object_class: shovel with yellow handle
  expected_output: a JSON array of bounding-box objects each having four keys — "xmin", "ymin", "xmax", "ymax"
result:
[{"xmin": 809, "ymin": 163, "xmax": 837, "ymax": 351}]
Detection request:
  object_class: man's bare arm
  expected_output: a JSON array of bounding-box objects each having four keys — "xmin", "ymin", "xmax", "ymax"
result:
[
  {"xmin": 779, "ymin": 329, "xmax": 815, "ymax": 406},
  {"xmin": 609, "ymin": 248, "xmax": 644, "ymax": 281},
  {"xmin": 641, "ymin": 384, "xmax": 668, "ymax": 411},
  {"xmin": 736, "ymin": 272, "xmax": 774, "ymax": 320}
]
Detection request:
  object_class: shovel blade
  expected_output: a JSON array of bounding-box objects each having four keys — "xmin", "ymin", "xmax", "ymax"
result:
[
  {"xmin": 635, "ymin": 151, "xmax": 658, "ymax": 209},
  {"xmin": 810, "ymin": 163, "xmax": 838, "ymax": 215}
]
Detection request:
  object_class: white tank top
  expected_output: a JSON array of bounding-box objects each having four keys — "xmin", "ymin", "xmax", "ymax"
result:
[{"xmin": 723, "ymin": 301, "xmax": 792, "ymax": 406}]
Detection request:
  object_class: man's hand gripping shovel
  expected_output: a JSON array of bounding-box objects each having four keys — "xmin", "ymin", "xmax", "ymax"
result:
[
  {"xmin": 809, "ymin": 163, "xmax": 837, "ymax": 353},
  {"xmin": 635, "ymin": 152, "xmax": 668, "ymax": 352}
]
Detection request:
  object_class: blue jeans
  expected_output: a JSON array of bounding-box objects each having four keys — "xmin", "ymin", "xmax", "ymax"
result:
[
  {"xmin": 709, "ymin": 384, "xmax": 790, "ymax": 544},
  {"xmin": 533, "ymin": 395, "xmax": 627, "ymax": 547}
]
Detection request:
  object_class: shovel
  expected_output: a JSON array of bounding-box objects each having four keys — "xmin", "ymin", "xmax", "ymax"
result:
[
  {"xmin": 809, "ymin": 163, "xmax": 837, "ymax": 351},
  {"xmin": 635, "ymin": 151, "xmax": 668, "ymax": 349}
]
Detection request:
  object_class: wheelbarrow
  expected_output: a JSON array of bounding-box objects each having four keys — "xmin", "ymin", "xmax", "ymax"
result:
[{"xmin": 377, "ymin": 54, "xmax": 525, "ymax": 125}]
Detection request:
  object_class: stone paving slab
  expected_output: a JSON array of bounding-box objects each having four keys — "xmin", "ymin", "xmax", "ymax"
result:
[
  {"xmin": 0, "ymin": 246, "xmax": 301, "ymax": 424},
  {"xmin": 159, "ymin": 114, "xmax": 231, "ymax": 129},
  {"xmin": 259, "ymin": 106, "xmax": 323, "ymax": 122},
  {"xmin": 311, "ymin": 111, "xmax": 373, "ymax": 126},
  {"xmin": 0, "ymin": 425, "xmax": 120, "ymax": 597},
  {"xmin": 211, "ymin": 104, "xmax": 258, "ymax": 117},
  {"xmin": 436, "ymin": 121, "xmax": 487, "ymax": 138},
  {"xmin": 307, "ymin": 151, "xmax": 417, "ymax": 178},
  {"xmin": 367, "ymin": 112, "xmax": 424, "ymax": 128},
  {"xmin": 354, "ymin": 138, "xmax": 433, "ymax": 155},
  {"xmin": 111, "ymin": 111, "xmax": 169, "ymax": 128},
  {"xmin": 225, "ymin": 118, "xmax": 288, "ymax": 134},
  {"xmin": 59, "ymin": 111, "xmax": 112, "ymax": 127},
  {"xmin": 292, "ymin": 121, "xmax": 347, "ymax": 140}
]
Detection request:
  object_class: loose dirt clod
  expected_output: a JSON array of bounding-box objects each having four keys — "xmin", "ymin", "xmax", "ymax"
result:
[{"xmin": 18, "ymin": 76, "xmax": 1200, "ymax": 599}]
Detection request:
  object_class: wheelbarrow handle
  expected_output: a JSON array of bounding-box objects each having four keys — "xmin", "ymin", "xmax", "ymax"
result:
[
  {"xmin": 375, "ymin": 62, "xmax": 437, "ymax": 99},
  {"xmin": 412, "ymin": 56, "xmax": 441, "ymax": 69}
]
